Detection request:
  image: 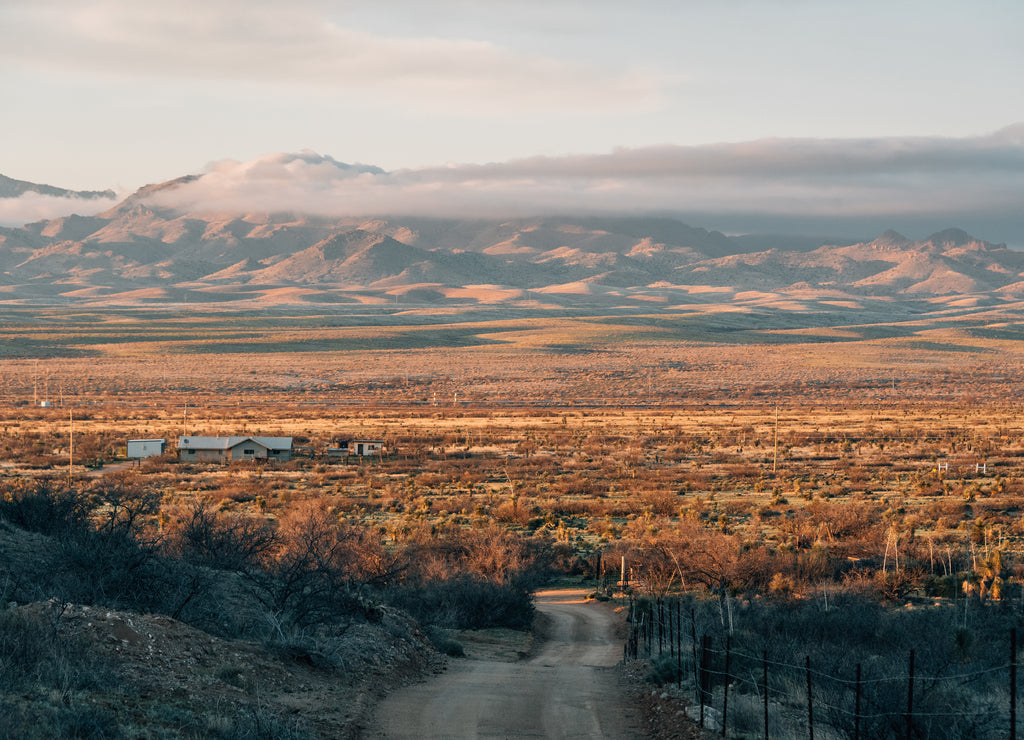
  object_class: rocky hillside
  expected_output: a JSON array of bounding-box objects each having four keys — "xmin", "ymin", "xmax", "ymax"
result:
[{"xmin": 0, "ymin": 497, "xmax": 442, "ymax": 739}]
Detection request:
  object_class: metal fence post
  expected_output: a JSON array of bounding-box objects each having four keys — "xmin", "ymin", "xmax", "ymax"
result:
[
  {"xmin": 676, "ymin": 600, "xmax": 682, "ymax": 690},
  {"xmin": 691, "ymin": 608, "xmax": 700, "ymax": 706},
  {"xmin": 1012, "ymin": 628, "xmax": 1018, "ymax": 740},
  {"xmin": 763, "ymin": 650, "xmax": 769, "ymax": 740},
  {"xmin": 700, "ymin": 634, "xmax": 713, "ymax": 729},
  {"xmin": 658, "ymin": 597, "xmax": 664, "ymax": 656},
  {"xmin": 806, "ymin": 655, "xmax": 814, "ymax": 740},
  {"xmin": 854, "ymin": 663, "xmax": 861, "ymax": 740},
  {"xmin": 722, "ymin": 633, "xmax": 731, "ymax": 738},
  {"xmin": 906, "ymin": 649, "xmax": 915, "ymax": 740}
]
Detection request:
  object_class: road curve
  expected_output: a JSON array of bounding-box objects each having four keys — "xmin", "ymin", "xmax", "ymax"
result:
[{"xmin": 370, "ymin": 589, "xmax": 642, "ymax": 739}]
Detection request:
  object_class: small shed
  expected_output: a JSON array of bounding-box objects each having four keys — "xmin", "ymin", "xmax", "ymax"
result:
[
  {"xmin": 334, "ymin": 439, "xmax": 386, "ymax": 457},
  {"xmin": 127, "ymin": 439, "xmax": 166, "ymax": 459}
]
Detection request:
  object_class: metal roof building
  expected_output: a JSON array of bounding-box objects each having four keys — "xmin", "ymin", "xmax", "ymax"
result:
[{"xmin": 177, "ymin": 436, "xmax": 292, "ymax": 462}]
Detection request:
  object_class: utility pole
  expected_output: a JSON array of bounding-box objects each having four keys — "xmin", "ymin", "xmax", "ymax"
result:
[
  {"xmin": 773, "ymin": 405, "xmax": 779, "ymax": 474},
  {"xmin": 68, "ymin": 410, "xmax": 73, "ymax": 484}
]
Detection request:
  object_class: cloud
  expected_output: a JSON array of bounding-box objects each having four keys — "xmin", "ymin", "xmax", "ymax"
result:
[
  {"xmin": 140, "ymin": 129, "xmax": 1024, "ymax": 240},
  {"xmin": 0, "ymin": 0, "xmax": 662, "ymax": 113},
  {"xmin": 0, "ymin": 192, "xmax": 121, "ymax": 227}
]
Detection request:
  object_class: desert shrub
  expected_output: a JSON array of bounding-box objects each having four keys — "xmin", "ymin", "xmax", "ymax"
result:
[
  {"xmin": 50, "ymin": 477, "xmax": 167, "ymax": 610},
  {"xmin": 646, "ymin": 653, "xmax": 682, "ymax": 686},
  {"xmin": 55, "ymin": 705, "xmax": 122, "ymax": 740},
  {"xmin": 197, "ymin": 703, "xmax": 312, "ymax": 740},
  {"xmin": 0, "ymin": 479, "xmax": 221, "ymax": 622},
  {"xmin": 492, "ymin": 500, "xmax": 533, "ymax": 525},
  {"xmin": 385, "ymin": 524, "xmax": 544, "ymax": 626},
  {"xmin": 139, "ymin": 450, "xmax": 178, "ymax": 472},
  {"xmin": 0, "ymin": 477, "xmax": 171, "ymax": 611},
  {"xmin": 55, "ymin": 525, "xmax": 157, "ymax": 606},
  {"xmin": 0, "ymin": 605, "xmax": 111, "ymax": 695},
  {"xmin": 0, "ymin": 479, "xmax": 91, "ymax": 536},
  {"xmin": 425, "ymin": 627, "xmax": 466, "ymax": 657},
  {"xmin": 237, "ymin": 503, "xmax": 394, "ymax": 639},
  {"xmin": 0, "ymin": 702, "xmax": 122, "ymax": 740},
  {"xmin": 165, "ymin": 504, "xmax": 401, "ymax": 640},
  {"xmin": 166, "ymin": 503, "xmax": 281, "ymax": 572},
  {"xmin": 387, "ymin": 574, "xmax": 534, "ymax": 629},
  {"xmin": 639, "ymin": 489, "xmax": 680, "ymax": 516}
]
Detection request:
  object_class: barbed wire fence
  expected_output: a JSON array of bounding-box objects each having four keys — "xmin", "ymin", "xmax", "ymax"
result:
[{"xmin": 625, "ymin": 596, "xmax": 1018, "ymax": 739}]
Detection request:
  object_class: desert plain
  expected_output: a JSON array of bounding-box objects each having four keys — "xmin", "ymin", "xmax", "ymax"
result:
[{"xmin": 2, "ymin": 289, "xmax": 1024, "ymax": 738}]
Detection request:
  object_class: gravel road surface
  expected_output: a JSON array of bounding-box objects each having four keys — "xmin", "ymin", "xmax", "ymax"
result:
[{"xmin": 371, "ymin": 589, "xmax": 642, "ymax": 739}]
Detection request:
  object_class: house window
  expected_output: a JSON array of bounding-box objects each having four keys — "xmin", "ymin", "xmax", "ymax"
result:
[{"xmin": 244, "ymin": 448, "xmax": 255, "ymax": 457}]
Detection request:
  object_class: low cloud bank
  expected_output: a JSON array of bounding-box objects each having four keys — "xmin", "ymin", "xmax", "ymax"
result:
[
  {"xmin": 0, "ymin": 192, "xmax": 121, "ymax": 227},
  {"xmin": 141, "ymin": 128, "xmax": 1024, "ymax": 242}
]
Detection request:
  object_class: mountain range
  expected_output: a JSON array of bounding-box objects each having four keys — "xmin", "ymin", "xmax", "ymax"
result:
[
  {"xmin": 1, "ymin": 169, "xmax": 1022, "ymax": 312},
  {"xmin": 0, "ymin": 173, "xmax": 116, "ymax": 201}
]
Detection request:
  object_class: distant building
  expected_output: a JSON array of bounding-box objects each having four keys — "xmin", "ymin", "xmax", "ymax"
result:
[
  {"xmin": 177, "ymin": 436, "xmax": 292, "ymax": 462},
  {"xmin": 127, "ymin": 439, "xmax": 166, "ymax": 459},
  {"xmin": 329, "ymin": 439, "xmax": 386, "ymax": 457}
]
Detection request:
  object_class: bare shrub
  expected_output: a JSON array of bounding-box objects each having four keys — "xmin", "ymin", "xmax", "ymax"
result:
[
  {"xmin": 166, "ymin": 502, "xmax": 281, "ymax": 572},
  {"xmin": 243, "ymin": 502, "xmax": 393, "ymax": 637},
  {"xmin": 0, "ymin": 479, "xmax": 91, "ymax": 536}
]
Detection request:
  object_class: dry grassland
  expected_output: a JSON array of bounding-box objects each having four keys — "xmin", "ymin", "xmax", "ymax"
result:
[
  {"xmin": 2, "ymin": 328, "xmax": 1024, "ymax": 583},
  {"xmin": 4, "ymin": 305, "xmax": 1024, "ymax": 596}
]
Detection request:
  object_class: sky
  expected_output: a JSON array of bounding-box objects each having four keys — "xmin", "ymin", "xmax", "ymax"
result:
[{"xmin": 1, "ymin": 0, "xmax": 1023, "ymax": 242}]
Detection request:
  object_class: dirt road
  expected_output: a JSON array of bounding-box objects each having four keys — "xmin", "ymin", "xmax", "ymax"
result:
[{"xmin": 370, "ymin": 589, "xmax": 643, "ymax": 739}]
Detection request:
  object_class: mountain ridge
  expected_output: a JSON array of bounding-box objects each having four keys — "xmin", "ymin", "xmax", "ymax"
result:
[
  {"xmin": 0, "ymin": 169, "xmax": 1018, "ymax": 309},
  {"xmin": 0, "ymin": 173, "xmax": 116, "ymax": 201}
]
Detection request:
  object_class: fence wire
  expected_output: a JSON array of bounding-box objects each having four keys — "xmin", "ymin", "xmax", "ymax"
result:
[{"xmin": 624, "ymin": 596, "xmax": 1018, "ymax": 739}]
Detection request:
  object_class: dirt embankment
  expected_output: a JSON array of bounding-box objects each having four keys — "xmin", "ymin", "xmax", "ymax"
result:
[{"xmin": 0, "ymin": 520, "xmax": 444, "ymax": 738}]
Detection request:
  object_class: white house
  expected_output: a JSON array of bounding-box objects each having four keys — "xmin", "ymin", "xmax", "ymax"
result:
[
  {"xmin": 127, "ymin": 439, "xmax": 166, "ymax": 459},
  {"xmin": 177, "ymin": 436, "xmax": 292, "ymax": 462}
]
